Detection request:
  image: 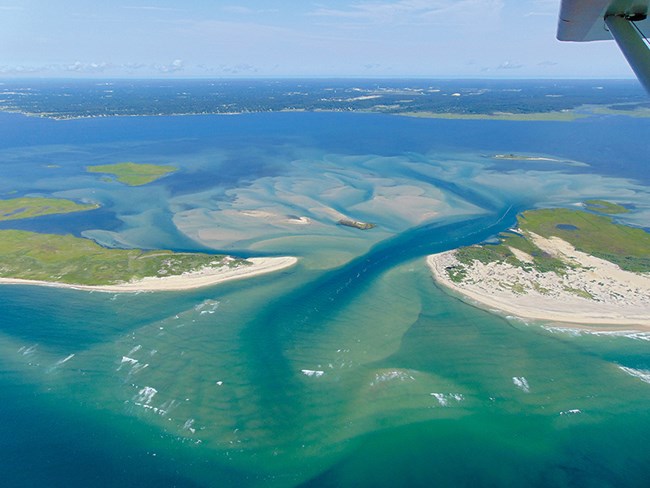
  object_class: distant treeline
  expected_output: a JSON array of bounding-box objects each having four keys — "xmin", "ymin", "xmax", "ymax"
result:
[{"xmin": 1, "ymin": 79, "xmax": 647, "ymax": 119}]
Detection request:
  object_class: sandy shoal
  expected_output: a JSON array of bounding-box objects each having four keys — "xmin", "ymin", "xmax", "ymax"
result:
[
  {"xmin": 427, "ymin": 237, "xmax": 650, "ymax": 330},
  {"xmin": 0, "ymin": 256, "xmax": 298, "ymax": 293}
]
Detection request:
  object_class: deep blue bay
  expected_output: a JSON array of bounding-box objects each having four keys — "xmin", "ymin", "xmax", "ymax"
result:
[{"xmin": 0, "ymin": 83, "xmax": 649, "ymax": 487}]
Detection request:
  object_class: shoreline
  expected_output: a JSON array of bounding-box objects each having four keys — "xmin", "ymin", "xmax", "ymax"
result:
[
  {"xmin": 0, "ymin": 256, "xmax": 298, "ymax": 293},
  {"xmin": 0, "ymin": 107, "xmax": 584, "ymax": 122},
  {"xmin": 426, "ymin": 250, "xmax": 650, "ymax": 331}
]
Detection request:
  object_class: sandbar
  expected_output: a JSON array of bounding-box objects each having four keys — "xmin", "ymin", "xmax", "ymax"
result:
[
  {"xmin": 427, "ymin": 235, "xmax": 650, "ymax": 330},
  {"xmin": 0, "ymin": 256, "xmax": 297, "ymax": 293}
]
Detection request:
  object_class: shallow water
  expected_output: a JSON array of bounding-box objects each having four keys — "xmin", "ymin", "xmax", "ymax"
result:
[{"xmin": 0, "ymin": 110, "xmax": 649, "ymax": 487}]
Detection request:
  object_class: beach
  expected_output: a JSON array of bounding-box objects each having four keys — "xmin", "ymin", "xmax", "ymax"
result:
[
  {"xmin": 427, "ymin": 234, "xmax": 650, "ymax": 329},
  {"xmin": 0, "ymin": 256, "xmax": 298, "ymax": 293}
]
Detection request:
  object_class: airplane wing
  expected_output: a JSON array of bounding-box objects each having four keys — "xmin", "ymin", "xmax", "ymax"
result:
[{"xmin": 557, "ymin": 0, "xmax": 650, "ymax": 92}]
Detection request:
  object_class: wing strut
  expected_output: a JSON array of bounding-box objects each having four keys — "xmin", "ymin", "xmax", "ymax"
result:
[
  {"xmin": 605, "ymin": 14, "xmax": 650, "ymax": 93},
  {"xmin": 557, "ymin": 0, "xmax": 650, "ymax": 94}
]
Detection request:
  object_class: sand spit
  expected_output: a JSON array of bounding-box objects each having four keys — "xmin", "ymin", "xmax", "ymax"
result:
[
  {"xmin": 0, "ymin": 256, "xmax": 298, "ymax": 293},
  {"xmin": 427, "ymin": 235, "xmax": 650, "ymax": 329}
]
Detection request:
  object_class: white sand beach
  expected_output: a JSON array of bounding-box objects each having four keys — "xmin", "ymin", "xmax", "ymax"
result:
[
  {"xmin": 427, "ymin": 234, "xmax": 650, "ymax": 329},
  {"xmin": 0, "ymin": 256, "xmax": 297, "ymax": 293}
]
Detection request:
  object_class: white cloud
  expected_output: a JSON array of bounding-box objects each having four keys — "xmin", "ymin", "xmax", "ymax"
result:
[
  {"xmin": 65, "ymin": 61, "xmax": 110, "ymax": 73},
  {"xmin": 0, "ymin": 62, "xmax": 113, "ymax": 75},
  {"xmin": 154, "ymin": 59, "xmax": 184, "ymax": 73},
  {"xmin": 310, "ymin": 0, "xmax": 505, "ymax": 25},
  {"xmin": 0, "ymin": 65, "xmax": 44, "ymax": 74},
  {"xmin": 218, "ymin": 63, "xmax": 259, "ymax": 74},
  {"xmin": 497, "ymin": 61, "xmax": 524, "ymax": 70},
  {"xmin": 123, "ymin": 62, "xmax": 147, "ymax": 70}
]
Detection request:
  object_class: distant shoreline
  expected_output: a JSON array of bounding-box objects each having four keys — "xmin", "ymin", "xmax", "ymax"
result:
[
  {"xmin": 0, "ymin": 256, "xmax": 297, "ymax": 293},
  {"xmin": 0, "ymin": 109, "xmax": 248, "ymax": 121},
  {"xmin": 399, "ymin": 111, "xmax": 586, "ymax": 122},
  {"xmin": 2, "ymin": 106, "xmax": 647, "ymax": 122},
  {"xmin": 0, "ymin": 107, "xmax": 585, "ymax": 122}
]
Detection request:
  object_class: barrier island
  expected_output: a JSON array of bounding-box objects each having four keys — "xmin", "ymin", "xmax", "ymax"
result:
[
  {"xmin": 87, "ymin": 162, "xmax": 177, "ymax": 186},
  {"xmin": 428, "ymin": 204, "xmax": 650, "ymax": 327},
  {"xmin": 0, "ymin": 230, "xmax": 296, "ymax": 292},
  {"xmin": 0, "ymin": 197, "xmax": 98, "ymax": 221}
]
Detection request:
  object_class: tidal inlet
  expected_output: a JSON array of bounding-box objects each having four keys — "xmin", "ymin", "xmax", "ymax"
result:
[{"xmin": 1, "ymin": 111, "xmax": 649, "ymax": 487}]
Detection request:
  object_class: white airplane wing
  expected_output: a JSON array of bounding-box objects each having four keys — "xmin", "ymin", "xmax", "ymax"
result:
[{"xmin": 557, "ymin": 0, "xmax": 650, "ymax": 92}]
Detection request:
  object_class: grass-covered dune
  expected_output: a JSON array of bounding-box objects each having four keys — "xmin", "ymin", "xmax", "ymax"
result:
[
  {"xmin": 87, "ymin": 162, "xmax": 177, "ymax": 186},
  {"xmin": 451, "ymin": 205, "xmax": 650, "ymax": 281},
  {"xmin": 0, "ymin": 230, "xmax": 247, "ymax": 286},
  {"xmin": 430, "ymin": 203, "xmax": 650, "ymax": 326},
  {"xmin": 0, "ymin": 197, "xmax": 98, "ymax": 221}
]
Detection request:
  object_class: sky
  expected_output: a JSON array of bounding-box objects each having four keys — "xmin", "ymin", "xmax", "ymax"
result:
[{"xmin": 0, "ymin": 0, "xmax": 636, "ymax": 78}]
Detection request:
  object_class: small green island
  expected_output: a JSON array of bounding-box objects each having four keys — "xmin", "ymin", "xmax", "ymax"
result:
[
  {"xmin": 0, "ymin": 229, "xmax": 248, "ymax": 287},
  {"xmin": 0, "ymin": 197, "xmax": 99, "ymax": 221},
  {"xmin": 583, "ymin": 199, "xmax": 629, "ymax": 215},
  {"xmin": 87, "ymin": 162, "xmax": 177, "ymax": 186},
  {"xmin": 428, "ymin": 201, "xmax": 650, "ymax": 326}
]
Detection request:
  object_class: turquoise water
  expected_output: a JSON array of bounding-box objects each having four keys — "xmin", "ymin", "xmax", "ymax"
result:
[{"xmin": 0, "ymin": 111, "xmax": 649, "ymax": 487}]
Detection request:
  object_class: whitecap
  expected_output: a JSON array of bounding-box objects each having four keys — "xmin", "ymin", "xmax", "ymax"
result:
[
  {"xmin": 301, "ymin": 369, "xmax": 324, "ymax": 378},
  {"xmin": 194, "ymin": 300, "xmax": 220, "ymax": 314},
  {"xmin": 430, "ymin": 392, "xmax": 465, "ymax": 406},
  {"xmin": 618, "ymin": 366, "xmax": 650, "ymax": 384},
  {"xmin": 129, "ymin": 363, "xmax": 149, "ymax": 375},
  {"xmin": 54, "ymin": 354, "xmax": 75, "ymax": 366},
  {"xmin": 512, "ymin": 376, "xmax": 530, "ymax": 393},
  {"xmin": 159, "ymin": 399, "xmax": 179, "ymax": 415},
  {"xmin": 135, "ymin": 386, "xmax": 158, "ymax": 404},
  {"xmin": 183, "ymin": 418, "xmax": 196, "ymax": 434},
  {"xmin": 431, "ymin": 393, "xmax": 448, "ymax": 406},
  {"xmin": 117, "ymin": 356, "xmax": 138, "ymax": 371},
  {"xmin": 543, "ymin": 326, "xmax": 650, "ymax": 342},
  {"xmin": 370, "ymin": 370, "xmax": 416, "ymax": 386},
  {"xmin": 21, "ymin": 344, "xmax": 37, "ymax": 356},
  {"xmin": 560, "ymin": 409, "xmax": 582, "ymax": 415}
]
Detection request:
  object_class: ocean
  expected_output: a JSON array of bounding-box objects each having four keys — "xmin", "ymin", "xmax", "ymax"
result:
[{"xmin": 0, "ymin": 81, "xmax": 649, "ymax": 487}]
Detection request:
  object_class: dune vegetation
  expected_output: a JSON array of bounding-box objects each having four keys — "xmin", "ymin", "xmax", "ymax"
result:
[{"xmin": 0, "ymin": 229, "xmax": 247, "ymax": 286}]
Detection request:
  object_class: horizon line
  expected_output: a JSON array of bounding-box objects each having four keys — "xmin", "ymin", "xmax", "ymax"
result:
[{"xmin": 0, "ymin": 76, "xmax": 640, "ymax": 82}]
